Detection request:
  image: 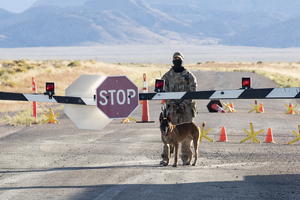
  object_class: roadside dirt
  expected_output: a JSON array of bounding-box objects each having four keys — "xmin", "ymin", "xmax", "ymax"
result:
[{"xmin": 0, "ymin": 71, "xmax": 299, "ymax": 200}]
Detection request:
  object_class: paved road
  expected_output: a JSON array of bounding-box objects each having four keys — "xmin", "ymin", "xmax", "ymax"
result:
[{"xmin": 0, "ymin": 71, "xmax": 300, "ymax": 200}]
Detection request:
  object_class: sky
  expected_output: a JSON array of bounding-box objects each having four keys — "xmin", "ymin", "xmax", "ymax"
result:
[{"xmin": 0, "ymin": 0, "xmax": 37, "ymax": 13}]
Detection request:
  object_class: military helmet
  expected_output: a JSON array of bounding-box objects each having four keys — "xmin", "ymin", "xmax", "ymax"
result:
[{"xmin": 173, "ymin": 52, "xmax": 184, "ymax": 61}]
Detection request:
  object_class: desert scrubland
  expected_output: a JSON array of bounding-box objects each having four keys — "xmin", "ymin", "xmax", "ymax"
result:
[{"xmin": 1, "ymin": 59, "xmax": 300, "ymax": 112}]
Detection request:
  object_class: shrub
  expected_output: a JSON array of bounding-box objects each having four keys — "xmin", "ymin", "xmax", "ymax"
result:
[
  {"xmin": 68, "ymin": 61, "xmax": 81, "ymax": 67},
  {"xmin": 26, "ymin": 65, "xmax": 34, "ymax": 70},
  {"xmin": 14, "ymin": 59, "xmax": 27, "ymax": 66},
  {"xmin": 2, "ymin": 80, "xmax": 17, "ymax": 87},
  {"xmin": 2, "ymin": 61, "xmax": 14, "ymax": 68},
  {"xmin": 6, "ymin": 68, "xmax": 16, "ymax": 74},
  {"xmin": 14, "ymin": 66, "xmax": 27, "ymax": 73}
]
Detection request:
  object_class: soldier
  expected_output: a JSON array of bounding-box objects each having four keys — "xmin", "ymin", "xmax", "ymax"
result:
[{"xmin": 160, "ymin": 52, "xmax": 197, "ymax": 165}]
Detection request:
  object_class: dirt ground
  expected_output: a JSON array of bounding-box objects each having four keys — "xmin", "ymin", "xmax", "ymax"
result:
[{"xmin": 0, "ymin": 71, "xmax": 299, "ymax": 200}]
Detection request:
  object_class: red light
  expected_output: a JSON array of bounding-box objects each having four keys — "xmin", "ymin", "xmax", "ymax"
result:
[
  {"xmin": 46, "ymin": 83, "xmax": 55, "ymax": 91},
  {"xmin": 242, "ymin": 77, "xmax": 251, "ymax": 89},
  {"xmin": 154, "ymin": 79, "xmax": 165, "ymax": 92},
  {"xmin": 155, "ymin": 80, "xmax": 164, "ymax": 88},
  {"xmin": 242, "ymin": 80, "xmax": 250, "ymax": 86},
  {"xmin": 45, "ymin": 82, "xmax": 55, "ymax": 98}
]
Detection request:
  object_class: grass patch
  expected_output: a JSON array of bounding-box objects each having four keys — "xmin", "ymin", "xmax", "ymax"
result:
[
  {"xmin": 189, "ymin": 62, "xmax": 300, "ymax": 87},
  {"xmin": 254, "ymin": 70, "xmax": 300, "ymax": 87},
  {"xmin": 0, "ymin": 60, "xmax": 169, "ymax": 112},
  {"xmin": 0, "ymin": 60, "xmax": 168, "ymax": 95},
  {"xmin": 67, "ymin": 61, "xmax": 81, "ymax": 67},
  {"xmin": 1, "ymin": 107, "xmax": 58, "ymax": 126},
  {"xmin": 1, "ymin": 60, "xmax": 300, "ymax": 114}
]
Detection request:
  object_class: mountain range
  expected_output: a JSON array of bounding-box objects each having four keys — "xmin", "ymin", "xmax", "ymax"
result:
[{"xmin": 0, "ymin": 0, "xmax": 300, "ymax": 48}]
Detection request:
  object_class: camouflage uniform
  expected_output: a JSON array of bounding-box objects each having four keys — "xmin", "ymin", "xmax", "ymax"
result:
[{"xmin": 161, "ymin": 53, "xmax": 197, "ymax": 165}]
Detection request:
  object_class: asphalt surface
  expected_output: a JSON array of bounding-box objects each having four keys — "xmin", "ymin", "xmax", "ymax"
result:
[{"xmin": 0, "ymin": 71, "xmax": 300, "ymax": 200}]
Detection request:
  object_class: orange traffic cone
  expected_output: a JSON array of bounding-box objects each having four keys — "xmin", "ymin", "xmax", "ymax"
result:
[
  {"xmin": 229, "ymin": 103, "xmax": 236, "ymax": 112},
  {"xmin": 222, "ymin": 102, "xmax": 236, "ymax": 112},
  {"xmin": 264, "ymin": 128, "xmax": 275, "ymax": 143},
  {"xmin": 137, "ymin": 73, "xmax": 154, "ymax": 123},
  {"xmin": 218, "ymin": 126, "xmax": 228, "ymax": 142},
  {"xmin": 286, "ymin": 103, "xmax": 296, "ymax": 114},
  {"xmin": 258, "ymin": 103, "xmax": 264, "ymax": 113},
  {"xmin": 249, "ymin": 100, "xmax": 264, "ymax": 113},
  {"xmin": 141, "ymin": 100, "xmax": 150, "ymax": 121},
  {"xmin": 288, "ymin": 104, "xmax": 294, "ymax": 114}
]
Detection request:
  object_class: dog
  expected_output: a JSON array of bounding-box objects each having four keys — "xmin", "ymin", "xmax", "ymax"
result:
[{"xmin": 159, "ymin": 110, "xmax": 200, "ymax": 167}]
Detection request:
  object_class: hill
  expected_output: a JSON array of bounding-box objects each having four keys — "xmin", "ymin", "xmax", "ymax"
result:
[
  {"xmin": 0, "ymin": 8, "xmax": 13, "ymax": 19},
  {"xmin": 0, "ymin": 0, "xmax": 299, "ymax": 47}
]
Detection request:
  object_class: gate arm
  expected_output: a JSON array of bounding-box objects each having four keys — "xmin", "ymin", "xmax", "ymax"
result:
[{"xmin": 139, "ymin": 87, "xmax": 300, "ymax": 100}]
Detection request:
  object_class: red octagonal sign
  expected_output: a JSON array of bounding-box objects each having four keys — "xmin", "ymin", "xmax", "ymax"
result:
[{"xmin": 96, "ymin": 76, "xmax": 139, "ymax": 118}]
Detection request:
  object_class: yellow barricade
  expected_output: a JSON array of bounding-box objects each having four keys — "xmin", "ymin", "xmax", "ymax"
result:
[
  {"xmin": 288, "ymin": 125, "xmax": 300, "ymax": 144},
  {"xmin": 240, "ymin": 122, "xmax": 264, "ymax": 143},
  {"xmin": 44, "ymin": 108, "xmax": 59, "ymax": 124},
  {"xmin": 199, "ymin": 122, "xmax": 213, "ymax": 143}
]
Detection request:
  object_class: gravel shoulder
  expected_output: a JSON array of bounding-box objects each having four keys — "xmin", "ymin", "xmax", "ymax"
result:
[{"xmin": 0, "ymin": 71, "xmax": 299, "ymax": 200}]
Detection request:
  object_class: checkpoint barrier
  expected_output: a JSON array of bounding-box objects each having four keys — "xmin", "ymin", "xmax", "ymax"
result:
[
  {"xmin": 199, "ymin": 122, "xmax": 213, "ymax": 143},
  {"xmin": 285, "ymin": 103, "xmax": 298, "ymax": 114},
  {"xmin": 248, "ymin": 100, "xmax": 264, "ymax": 113},
  {"xmin": 1, "ymin": 75, "xmax": 300, "ymax": 130},
  {"xmin": 121, "ymin": 117, "xmax": 137, "ymax": 124},
  {"xmin": 288, "ymin": 125, "xmax": 300, "ymax": 144},
  {"xmin": 222, "ymin": 102, "xmax": 236, "ymax": 113},
  {"xmin": 240, "ymin": 122, "xmax": 264, "ymax": 143},
  {"xmin": 44, "ymin": 108, "xmax": 59, "ymax": 124}
]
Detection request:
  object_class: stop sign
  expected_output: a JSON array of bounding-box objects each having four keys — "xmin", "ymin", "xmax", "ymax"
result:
[{"xmin": 96, "ymin": 76, "xmax": 139, "ymax": 118}]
